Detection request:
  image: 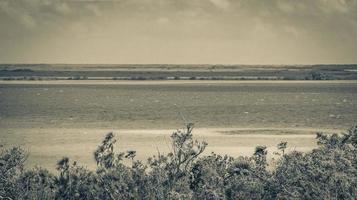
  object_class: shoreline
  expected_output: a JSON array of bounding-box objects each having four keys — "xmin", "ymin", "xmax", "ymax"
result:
[
  {"xmin": 1, "ymin": 79, "xmax": 357, "ymax": 85},
  {"xmin": 0, "ymin": 127, "xmax": 344, "ymax": 135}
]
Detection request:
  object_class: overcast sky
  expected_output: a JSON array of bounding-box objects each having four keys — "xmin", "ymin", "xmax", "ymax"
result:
[{"xmin": 0, "ymin": 0, "xmax": 356, "ymax": 64}]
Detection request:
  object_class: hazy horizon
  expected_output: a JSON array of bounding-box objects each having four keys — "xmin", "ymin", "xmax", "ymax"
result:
[{"xmin": 1, "ymin": 63, "xmax": 357, "ymax": 66}]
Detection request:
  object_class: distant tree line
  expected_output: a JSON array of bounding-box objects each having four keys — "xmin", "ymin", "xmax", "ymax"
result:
[{"xmin": 1, "ymin": 124, "xmax": 356, "ymax": 199}]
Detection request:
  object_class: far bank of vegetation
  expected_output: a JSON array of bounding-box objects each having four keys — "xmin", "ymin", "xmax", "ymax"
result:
[
  {"xmin": 1, "ymin": 64, "xmax": 357, "ymax": 81},
  {"xmin": 1, "ymin": 124, "xmax": 357, "ymax": 199}
]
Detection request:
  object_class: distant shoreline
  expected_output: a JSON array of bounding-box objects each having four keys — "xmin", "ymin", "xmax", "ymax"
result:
[
  {"xmin": 1, "ymin": 79, "xmax": 357, "ymax": 85},
  {"xmin": 1, "ymin": 64, "xmax": 357, "ymax": 81}
]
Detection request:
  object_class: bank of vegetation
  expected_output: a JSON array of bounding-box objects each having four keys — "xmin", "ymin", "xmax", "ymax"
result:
[
  {"xmin": 1, "ymin": 124, "xmax": 356, "ymax": 199},
  {"xmin": 1, "ymin": 64, "xmax": 357, "ymax": 81}
]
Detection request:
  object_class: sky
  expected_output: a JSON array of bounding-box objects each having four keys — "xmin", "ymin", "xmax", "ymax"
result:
[{"xmin": 0, "ymin": 0, "xmax": 356, "ymax": 64}]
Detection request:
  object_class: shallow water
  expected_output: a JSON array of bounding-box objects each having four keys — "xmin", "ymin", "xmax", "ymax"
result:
[
  {"xmin": 1, "ymin": 81, "xmax": 356, "ymax": 129},
  {"xmin": 0, "ymin": 80, "xmax": 356, "ymax": 170}
]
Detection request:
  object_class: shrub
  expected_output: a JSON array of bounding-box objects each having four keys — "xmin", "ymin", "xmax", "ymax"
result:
[
  {"xmin": 0, "ymin": 147, "xmax": 28, "ymax": 199},
  {"xmin": 1, "ymin": 125, "xmax": 357, "ymax": 199},
  {"xmin": 272, "ymin": 125, "xmax": 357, "ymax": 199},
  {"xmin": 17, "ymin": 168, "xmax": 55, "ymax": 199}
]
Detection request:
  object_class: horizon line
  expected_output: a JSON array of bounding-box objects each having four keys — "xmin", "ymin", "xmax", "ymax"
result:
[{"xmin": 1, "ymin": 63, "xmax": 357, "ymax": 66}]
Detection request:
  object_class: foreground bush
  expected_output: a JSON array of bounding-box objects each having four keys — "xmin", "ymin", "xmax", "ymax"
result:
[{"xmin": 1, "ymin": 124, "xmax": 356, "ymax": 200}]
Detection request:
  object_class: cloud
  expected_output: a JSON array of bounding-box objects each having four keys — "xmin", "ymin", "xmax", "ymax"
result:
[
  {"xmin": 156, "ymin": 17, "xmax": 170, "ymax": 25},
  {"xmin": 209, "ymin": 0, "xmax": 231, "ymax": 10},
  {"xmin": 0, "ymin": 0, "xmax": 357, "ymax": 64}
]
